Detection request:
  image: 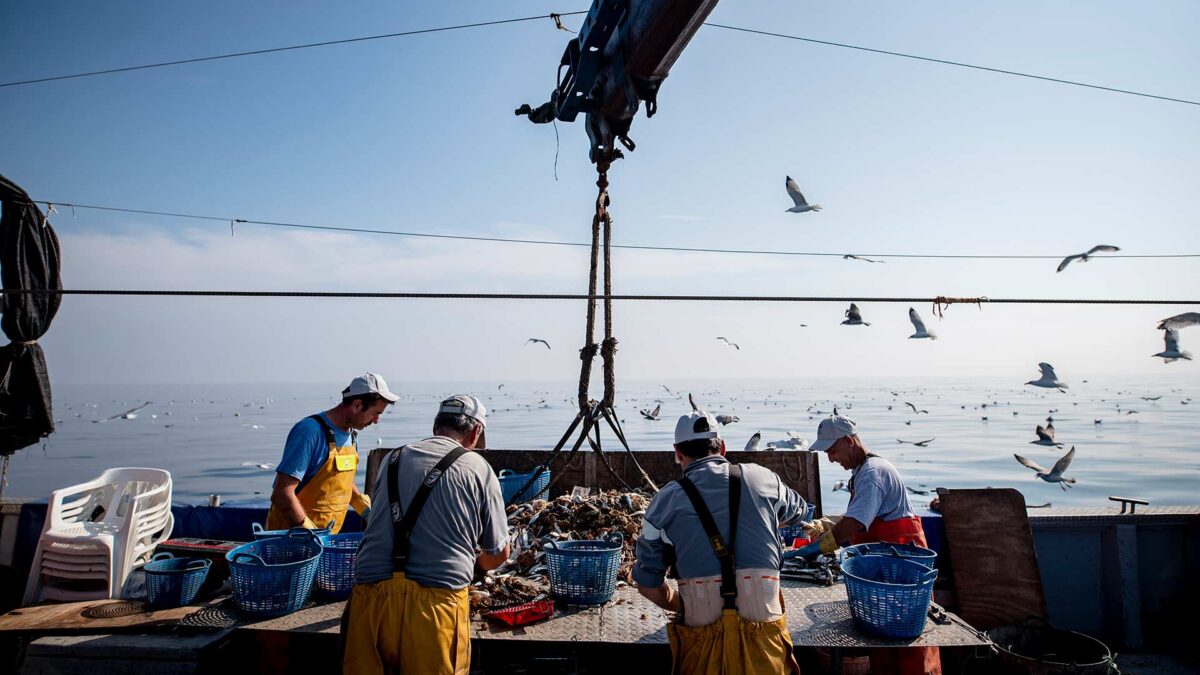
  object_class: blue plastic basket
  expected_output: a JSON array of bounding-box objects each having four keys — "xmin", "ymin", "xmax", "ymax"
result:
[
  {"xmin": 544, "ymin": 533, "xmax": 623, "ymax": 605},
  {"xmin": 226, "ymin": 529, "xmax": 324, "ymax": 617},
  {"xmin": 144, "ymin": 552, "xmax": 211, "ymax": 608},
  {"xmin": 315, "ymin": 532, "xmax": 363, "ymax": 599},
  {"xmin": 841, "ymin": 553, "xmax": 938, "ymax": 639},
  {"xmin": 840, "ymin": 542, "xmax": 938, "ymax": 570},
  {"xmin": 498, "ymin": 468, "xmax": 551, "ymax": 505},
  {"xmin": 778, "ymin": 504, "xmax": 817, "ymax": 543},
  {"xmin": 251, "ymin": 520, "xmax": 334, "ymax": 541}
]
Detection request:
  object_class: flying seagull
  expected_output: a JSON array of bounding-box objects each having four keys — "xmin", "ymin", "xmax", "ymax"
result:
[
  {"xmin": 1030, "ymin": 423, "xmax": 1063, "ymax": 448},
  {"xmin": 1056, "ymin": 245, "xmax": 1121, "ymax": 273},
  {"xmin": 716, "ymin": 337, "xmax": 740, "ymax": 350},
  {"xmin": 1140, "ymin": 396, "xmax": 1161, "ymax": 401},
  {"xmin": 744, "ymin": 432, "xmax": 762, "ymax": 452},
  {"xmin": 1156, "ymin": 312, "xmax": 1200, "ymax": 331},
  {"xmin": 841, "ymin": 303, "xmax": 870, "ymax": 326},
  {"xmin": 94, "ymin": 402, "xmax": 151, "ymax": 423},
  {"xmin": 1026, "ymin": 363, "xmax": 1068, "ymax": 392},
  {"xmin": 715, "ymin": 414, "xmax": 740, "ymax": 426},
  {"xmin": 908, "ymin": 307, "xmax": 937, "ymax": 340},
  {"xmin": 1153, "ymin": 329, "xmax": 1192, "ymax": 363},
  {"xmin": 784, "ymin": 176, "xmax": 821, "ymax": 213},
  {"xmin": 896, "ymin": 438, "xmax": 935, "ymax": 447},
  {"xmin": 640, "ymin": 404, "xmax": 662, "ymax": 421},
  {"xmin": 661, "ymin": 384, "xmax": 674, "ymax": 395},
  {"xmin": 525, "ymin": 338, "xmax": 551, "ymax": 349},
  {"xmin": 904, "ymin": 402, "xmax": 928, "ymax": 414},
  {"xmin": 1014, "ymin": 446, "xmax": 1077, "ymax": 490},
  {"xmin": 843, "ymin": 254, "xmax": 884, "ymax": 264}
]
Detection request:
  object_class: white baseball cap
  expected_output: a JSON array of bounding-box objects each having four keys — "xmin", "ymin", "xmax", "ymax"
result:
[
  {"xmin": 809, "ymin": 414, "xmax": 858, "ymax": 452},
  {"xmin": 674, "ymin": 410, "xmax": 723, "ymax": 444},
  {"xmin": 343, "ymin": 373, "xmax": 399, "ymax": 403},
  {"xmin": 439, "ymin": 394, "xmax": 488, "ymax": 448}
]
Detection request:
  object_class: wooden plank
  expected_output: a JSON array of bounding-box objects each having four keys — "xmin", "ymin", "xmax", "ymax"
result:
[
  {"xmin": 0, "ymin": 596, "xmax": 228, "ymax": 634},
  {"xmin": 939, "ymin": 488, "xmax": 1048, "ymax": 630}
]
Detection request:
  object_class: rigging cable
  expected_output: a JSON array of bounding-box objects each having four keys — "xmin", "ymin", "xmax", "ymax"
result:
[{"xmin": 31, "ymin": 200, "xmax": 1200, "ymax": 262}]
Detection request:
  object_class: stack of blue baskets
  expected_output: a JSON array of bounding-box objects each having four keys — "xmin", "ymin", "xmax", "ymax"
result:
[
  {"xmin": 144, "ymin": 552, "xmax": 211, "ymax": 608},
  {"xmin": 777, "ymin": 504, "xmax": 818, "ymax": 544},
  {"xmin": 227, "ymin": 529, "xmax": 324, "ymax": 617},
  {"xmin": 544, "ymin": 532, "xmax": 623, "ymax": 605},
  {"xmin": 315, "ymin": 532, "xmax": 363, "ymax": 600},
  {"xmin": 498, "ymin": 468, "xmax": 550, "ymax": 505},
  {"xmin": 840, "ymin": 542, "xmax": 938, "ymax": 639}
]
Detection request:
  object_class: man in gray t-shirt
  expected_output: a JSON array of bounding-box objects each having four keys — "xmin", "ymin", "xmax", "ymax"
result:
[{"xmin": 343, "ymin": 395, "xmax": 509, "ymax": 675}]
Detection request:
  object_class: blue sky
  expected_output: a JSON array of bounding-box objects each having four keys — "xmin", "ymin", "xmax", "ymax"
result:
[{"xmin": 2, "ymin": 1, "xmax": 1197, "ymax": 385}]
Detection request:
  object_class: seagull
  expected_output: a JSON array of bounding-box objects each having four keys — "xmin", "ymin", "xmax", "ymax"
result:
[
  {"xmin": 1094, "ymin": 419, "xmax": 1102, "ymax": 425},
  {"xmin": 1140, "ymin": 396, "xmax": 1160, "ymax": 401},
  {"xmin": 94, "ymin": 402, "xmax": 151, "ymax": 423},
  {"xmin": 1153, "ymin": 329, "xmax": 1192, "ymax": 363},
  {"xmin": 1056, "ymin": 245, "xmax": 1121, "ymax": 273},
  {"xmin": 1014, "ymin": 447, "xmax": 1077, "ymax": 490},
  {"xmin": 661, "ymin": 384, "xmax": 674, "ymax": 395},
  {"xmin": 498, "ymin": 384, "xmax": 505, "ymax": 390},
  {"xmin": 908, "ymin": 307, "xmax": 937, "ymax": 340},
  {"xmin": 744, "ymin": 432, "xmax": 762, "ymax": 452},
  {"xmin": 784, "ymin": 176, "xmax": 821, "ymax": 213},
  {"xmin": 1030, "ymin": 423, "xmax": 1063, "ymax": 448},
  {"xmin": 905, "ymin": 486, "xmax": 931, "ymax": 496},
  {"xmin": 771, "ymin": 432, "xmax": 808, "ymax": 450},
  {"xmin": 843, "ymin": 254, "xmax": 884, "ymax": 264},
  {"xmin": 240, "ymin": 462, "xmax": 273, "ymax": 470},
  {"xmin": 640, "ymin": 404, "xmax": 661, "ymax": 421},
  {"xmin": 841, "ymin": 303, "xmax": 870, "ymax": 326},
  {"xmin": 905, "ymin": 402, "xmax": 928, "ymax": 414},
  {"xmin": 896, "ymin": 438, "xmax": 936, "ymax": 447},
  {"xmin": 716, "ymin": 337, "xmax": 740, "ymax": 350},
  {"xmin": 831, "ymin": 480, "xmax": 849, "ymax": 493},
  {"xmin": 525, "ymin": 338, "xmax": 551, "ymax": 349},
  {"xmin": 715, "ymin": 414, "xmax": 740, "ymax": 426},
  {"xmin": 1026, "ymin": 363, "xmax": 1068, "ymax": 392},
  {"xmin": 1155, "ymin": 312, "xmax": 1200, "ymax": 331}
]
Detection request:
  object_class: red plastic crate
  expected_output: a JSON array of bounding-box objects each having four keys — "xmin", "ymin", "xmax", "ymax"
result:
[{"xmin": 483, "ymin": 599, "xmax": 556, "ymax": 627}]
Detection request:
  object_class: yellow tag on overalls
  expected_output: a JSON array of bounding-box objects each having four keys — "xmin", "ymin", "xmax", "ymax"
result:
[{"xmin": 335, "ymin": 454, "xmax": 357, "ymax": 472}]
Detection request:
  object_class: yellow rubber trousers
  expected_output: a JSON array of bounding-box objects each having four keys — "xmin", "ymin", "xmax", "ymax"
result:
[
  {"xmin": 667, "ymin": 609, "xmax": 800, "ymax": 675},
  {"xmin": 342, "ymin": 572, "xmax": 470, "ymax": 675}
]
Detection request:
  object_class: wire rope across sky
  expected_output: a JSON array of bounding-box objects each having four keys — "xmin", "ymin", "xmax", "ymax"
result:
[
  {"xmin": 1, "ymin": 11, "xmax": 1196, "ymax": 108},
  {"xmin": 33, "ymin": 200, "xmax": 1200, "ymax": 263}
]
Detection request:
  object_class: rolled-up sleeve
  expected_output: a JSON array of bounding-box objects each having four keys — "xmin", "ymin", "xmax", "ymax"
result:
[
  {"xmin": 844, "ymin": 475, "xmax": 883, "ymax": 530},
  {"xmin": 477, "ymin": 471, "xmax": 510, "ymax": 555},
  {"xmin": 772, "ymin": 472, "xmax": 809, "ymax": 526},
  {"xmin": 633, "ymin": 514, "xmax": 670, "ymax": 588}
]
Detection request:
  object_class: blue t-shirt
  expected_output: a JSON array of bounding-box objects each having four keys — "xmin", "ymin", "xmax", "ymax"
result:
[{"xmin": 276, "ymin": 413, "xmax": 355, "ymax": 492}]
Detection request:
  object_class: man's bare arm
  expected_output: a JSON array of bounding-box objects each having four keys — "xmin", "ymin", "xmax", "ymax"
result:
[{"xmin": 270, "ymin": 474, "xmax": 310, "ymax": 527}]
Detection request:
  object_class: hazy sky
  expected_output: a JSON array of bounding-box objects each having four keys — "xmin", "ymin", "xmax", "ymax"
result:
[{"xmin": 2, "ymin": 1, "xmax": 1197, "ymax": 386}]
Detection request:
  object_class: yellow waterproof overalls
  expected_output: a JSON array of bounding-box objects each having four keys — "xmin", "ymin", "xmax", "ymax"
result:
[
  {"xmin": 343, "ymin": 445, "xmax": 473, "ymax": 675},
  {"xmin": 668, "ymin": 465, "xmax": 801, "ymax": 675},
  {"xmin": 265, "ymin": 414, "xmax": 365, "ymax": 534}
]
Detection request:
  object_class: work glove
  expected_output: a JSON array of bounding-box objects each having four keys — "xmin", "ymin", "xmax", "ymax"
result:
[
  {"xmin": 350, "ymin": 492, "xmax": 372, "ymax": 516},
  {"xmin": 784, "ymin": 531, "xmax": 840, "ymax": 560},
  {"xmin": 301, "ymin": 516, "xmax": 318, "ymax": 529},
  {"xmin": 802, "ymin": 516, "xmax": 839, "ymax": 540}
]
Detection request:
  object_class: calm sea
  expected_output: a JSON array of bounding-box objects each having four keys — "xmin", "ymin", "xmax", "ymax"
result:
[{"xmin": 6, "ymin": 377, "xmax": 1197, "ymax": 512}]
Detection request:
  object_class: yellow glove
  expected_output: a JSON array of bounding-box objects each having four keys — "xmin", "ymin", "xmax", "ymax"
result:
[
  {"xmin": 350, "ymin": 492, "xmax": 372, "ymax": 516},
  {"xmin": 301, "ymin": 516, "xmax": 318, "ymax": 529},
  {"xmin": 817, "ymin": 531, "xmax": 840, "ymax": 554},
  {"xmin": 802, "ymin": 516, "xmax": 839, "ymax": 540}
]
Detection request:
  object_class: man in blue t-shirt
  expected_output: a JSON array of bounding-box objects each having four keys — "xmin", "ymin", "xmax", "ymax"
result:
[{"xmin": 264, "ymin": 373, "xmax": 398, "ymax": 534}]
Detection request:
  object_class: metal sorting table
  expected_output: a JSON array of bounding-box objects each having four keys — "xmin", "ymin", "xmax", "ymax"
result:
[{"xmin": 237, "ymin": 580, "xmax": 989, "ymax": 648}]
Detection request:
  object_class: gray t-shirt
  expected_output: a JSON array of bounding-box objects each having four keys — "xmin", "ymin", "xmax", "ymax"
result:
[
  {"xmin": 843, "ymin": 455, "xmax": 916, "ymax": 530},
  {"xmin": 353, "ymin": 436, "xmax": 508, "ymax": 590},
  {"xmin": 632, "ymin": 455, "xmax": 808, "ymax": 588}
]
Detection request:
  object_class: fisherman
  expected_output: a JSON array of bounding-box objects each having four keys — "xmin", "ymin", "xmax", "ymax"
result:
[
  {"xmin": 797, "ymin": 414, "xmax": 941, "ymax": 675},
  {"xmin": 264, "ymin": 373, "xmax": 397, "ymax": 534},
  {"xmin": 343, "ymin": 395, "xmax": 509, "ymax": 675},
  {"xmin": 634, "ymin": 409, "xmax": 807, "ymax": 675}
]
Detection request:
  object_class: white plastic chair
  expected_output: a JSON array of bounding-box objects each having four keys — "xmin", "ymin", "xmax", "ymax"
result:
[{"xmin": 23, "ymin": 468, "xmax": 174, "ymax": 605}]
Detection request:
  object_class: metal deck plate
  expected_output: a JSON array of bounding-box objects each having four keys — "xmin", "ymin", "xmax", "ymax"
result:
[{"xmin": 472, "ymin": 581, "xmax": 989, "ymax": 648}]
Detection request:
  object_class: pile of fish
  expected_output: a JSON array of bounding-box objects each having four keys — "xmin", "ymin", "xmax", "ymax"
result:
[{"xmin": 468, "ymin": 489, "xmax": 651, "ymax": 614}]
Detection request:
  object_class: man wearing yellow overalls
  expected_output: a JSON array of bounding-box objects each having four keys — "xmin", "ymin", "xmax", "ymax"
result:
[
  {"xmin": 264, "ymin": 373, "xmax": 397, "ymax": 534},
  {"xmin": 634, "ymin": 409, "xmax": 807, "ymax": 674}
]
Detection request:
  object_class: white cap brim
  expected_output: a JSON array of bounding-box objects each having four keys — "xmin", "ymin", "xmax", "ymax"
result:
[{"xmin": 809, "ymin": 438, "xmax": 836, "ymax": 452}]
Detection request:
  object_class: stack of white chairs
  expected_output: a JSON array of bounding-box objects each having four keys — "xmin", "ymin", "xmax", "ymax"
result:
[{"xmin": 23, "ymin": 467, "xmax": 174, "ymax": 605}]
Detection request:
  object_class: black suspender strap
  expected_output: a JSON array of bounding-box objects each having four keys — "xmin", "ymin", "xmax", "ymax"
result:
[
  {"xmin": 387, "ymin": 445, "xmax": 470, "ymax": 572},
  {"xmin": 676, "ymin": 463, "xmax": 743, "ymax": 610},
  {"xmin": 308, "ymin": 414, "xmax": 336, "ymax": 447}
]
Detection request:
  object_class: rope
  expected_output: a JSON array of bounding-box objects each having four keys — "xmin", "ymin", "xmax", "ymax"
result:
[{"xmin": 3, "ymin": 289, "xmax": 1195, "ymax": 305}]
